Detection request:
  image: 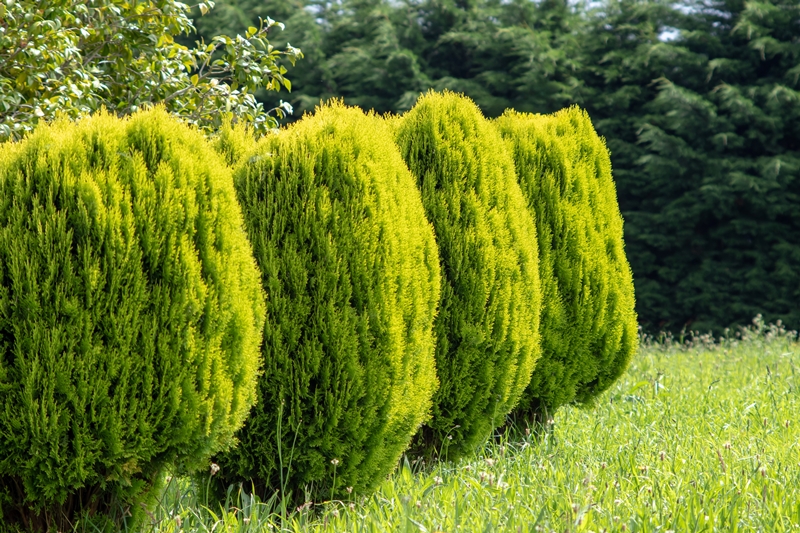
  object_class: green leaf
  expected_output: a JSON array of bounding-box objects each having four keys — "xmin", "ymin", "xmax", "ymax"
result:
[{"xmin": 0, "ymin": 0, "xmax": 300, "ymax": 140}]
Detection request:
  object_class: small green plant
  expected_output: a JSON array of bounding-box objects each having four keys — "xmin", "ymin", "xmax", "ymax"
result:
[
  {"xmin": 0, "ymin": 108, "xmax": 265, "ymax": 532},
  {"xmin": 213, "ymin": 101, "xmax": 441, "ymax": 503},
  {"xmin": 394, "ymin": 91, "xmax": 542, "ymax": 459},
  {"xmin": 497, "ymin": 107, "xmax": 638, "ymax": 421}
]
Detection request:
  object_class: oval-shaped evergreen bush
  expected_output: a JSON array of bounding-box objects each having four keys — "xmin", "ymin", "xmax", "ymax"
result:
[
  {"xmin": 496, "ymin": 106, "xmax": 638, "ymax": 419},
  {"xmin": 395, "ymin": 91, "xmax": 542, "ymax": 458},
  {"xmin": 0, "ymin": 109, "xmax": 266, "ymax": 531},
  {"xmin": 213, "ymin": 102, "xmax": 441, "ymax": 501}
]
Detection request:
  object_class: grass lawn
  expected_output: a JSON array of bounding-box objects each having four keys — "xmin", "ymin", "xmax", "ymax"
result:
[{"xmin": 141, "ymin": 321, "xmax": 800, "ymax": 533}]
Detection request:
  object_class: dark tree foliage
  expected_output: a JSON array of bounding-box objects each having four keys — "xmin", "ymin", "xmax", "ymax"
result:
[
  {"xmin": 186, "ymin": 0, "xmax": 583, "ymax": 118},
  {"xmin": 638, "ymin": 0, "xmax": 800, "ymax": 332},
  {"xmin": 214, "ymin": 102, "xmax": 441, "ymax": 502},
  {"xmin": 0, "ymin": 109, "xmax": 265, "ymax": 532},
  {"xmin": 574, "ymin": 0, "xmax": 694, "ymax": 331},
  {"xmin": 580, "ymin": 0, "xmax": 800, "ymax": 332},
  {"xmin": 189, "ymin": 0, "xmax": 800, "ymax": 331}
]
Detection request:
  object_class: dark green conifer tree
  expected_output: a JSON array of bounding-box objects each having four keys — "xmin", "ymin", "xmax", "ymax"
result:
[
  {"xmin": 575, "ymin": 0, "xmax": 704, "ymax": 332},
  {"xmin": 185, "ymin": 0, "xmax": 584, "ymax": 119},
  {"xmin": 497, "ymin": 106, "xmax": 638, "ymax": 418},
  {"xmin": 188, "ymin": 0, "xmax": 800, "ymax": 332},
  {"xmin": 626, "ymin": 0, "xmax": 800, "ymax": 332},
  {"xmin": 214, "ymin": 102, "xmax": 441, "ymax": 501},
  {"xmin": 400, "ymin": 0, "xmax": 584, "ymax": 116},
  {"xmin": 0, "ymin": 109, "xmax": 265, "ymax": 532},
  {"xmin": 579, "ymin": 0, "xmax": 800, "ymax": 332},
  {"xmin": 395, "ymin": 91, "xmax": 542, "ymax": 458}
]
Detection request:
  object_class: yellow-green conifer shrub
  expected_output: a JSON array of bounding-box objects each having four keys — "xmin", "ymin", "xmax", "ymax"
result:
[
  {"xmin": 0, "ymin": 109, "xmax": 265, "ymax": 532},
  {"xmin": 496, "ymin": 106, "xmax": 637, "ymax": 419},
  {"xmin": 214, "ymin": 102, "xmax": 441, "ymax": 501},
  {"xmin": 212, "ymin": 119, "xmax": 258, "ymax": 167},
  {"xmin": 395, "ymin": 91, "xmax": 542, "ymax": 458}
]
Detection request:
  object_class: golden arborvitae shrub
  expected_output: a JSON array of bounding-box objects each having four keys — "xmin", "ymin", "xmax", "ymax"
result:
[
  {"xmin": 395, "ymin": 91, "xmax": 542, "ymax": 459},
  {"xmin": 497, "ymin": 106, "xmax": 637, "ymax": 420},
  {"xmin": 214, "ymin": 102, "xmax": 441, "ymax": 501},
  {"xmin": 0, "ymin": 109, "xmax": 265, "ymax": 531}
]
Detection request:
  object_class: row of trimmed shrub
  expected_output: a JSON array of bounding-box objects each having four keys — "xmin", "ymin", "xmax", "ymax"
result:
[{"xmin": 0, "ymin": 92, "xmax": 636, "ymax": 532}]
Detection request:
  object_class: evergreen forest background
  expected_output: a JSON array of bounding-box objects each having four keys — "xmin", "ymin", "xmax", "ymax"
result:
[{"xmin": 182, "ymin": 0, "xmax": 800, "ymax": 334}]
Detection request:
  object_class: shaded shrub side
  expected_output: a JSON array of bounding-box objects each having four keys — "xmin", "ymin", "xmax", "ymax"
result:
[
  {"xmin": 211, "ymin": 119, "xmax": 259, "ymax": 168},
  {"xmin": 497, "ymin": 106, "xmax": 638, "ymax": 418},
  {"xmin": 395, "ymin": 91, "xmax": 542, "ymax": 459},
  {"xmin": 0, "ymin": 109, "xmax": 265, "ymax": 532},
  {"xmin": 215, "ymin": 102, "xmax": 441, "ymax": 501}
]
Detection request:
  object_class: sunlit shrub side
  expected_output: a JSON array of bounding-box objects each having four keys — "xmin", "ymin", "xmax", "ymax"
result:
[
  {"xmin": 394, "ymin": 91, "xmax": 542, "ymax": 459},
  {"xmin": 0, "ymin": 109, "xmax": 266, "ymax": 532},
  {"xmin": 496, "ymin": 106, "xmax": 637, "ymax": 419},
  {"xmin": 215, "ymin": 102, "xmax": 441, "ymax": 501}
]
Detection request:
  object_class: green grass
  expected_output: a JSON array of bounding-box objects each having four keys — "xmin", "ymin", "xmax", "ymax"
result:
[{"xmin": 135, "ymin": 319, "xmax": 800, "ymax": 533}]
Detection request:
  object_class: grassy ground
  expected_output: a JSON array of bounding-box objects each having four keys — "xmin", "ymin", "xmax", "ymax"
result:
[{"xmin": 138, "ymin": 320, "xmax": 800, "ymax": 533}]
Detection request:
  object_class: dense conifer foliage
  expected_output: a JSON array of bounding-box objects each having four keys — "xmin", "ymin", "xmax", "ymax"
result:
[
  {"xmin": 189, "ymin": 0, "xmax": 800, "ymax": 333},
  {"xmin": 395, "ymin": 92, "xmax": 541, "ymax": 458},
  {"xmin": 595, "ymin": 0, "xmax": 800, "ymax": 332},
  {"xmin": 497, "ymin": 107, "xmax": 637, "ymax": 417},
  {"xmin": 211, "ymin": 120, "xmax": 259, "ymax": 167},
  {"xmin": 185, "ymin": 0, "xmax": 582, "ymax": 119},
  {"xmin": 215, "ymin": 103, "xmax": 441, "ymax": 501},
  {"xmin": 0, "ymin": 109, "xmax": 266, "ymax": 531}
]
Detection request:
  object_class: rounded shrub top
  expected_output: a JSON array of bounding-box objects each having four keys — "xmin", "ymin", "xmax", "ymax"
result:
[
  {"xmin": 496, "ymin": 106, "xmax": 638, "ymax": 416},
  {"xmin": 0, "ymin": 109, "xmax": 265, "ymax": 529},
  {"xmin": 395, "ymin": 91, "xmax": 542, "ymax": 458},
  {"xmin": 215, "ymin": 102, "xmax": 441, "ymax": 500}
]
